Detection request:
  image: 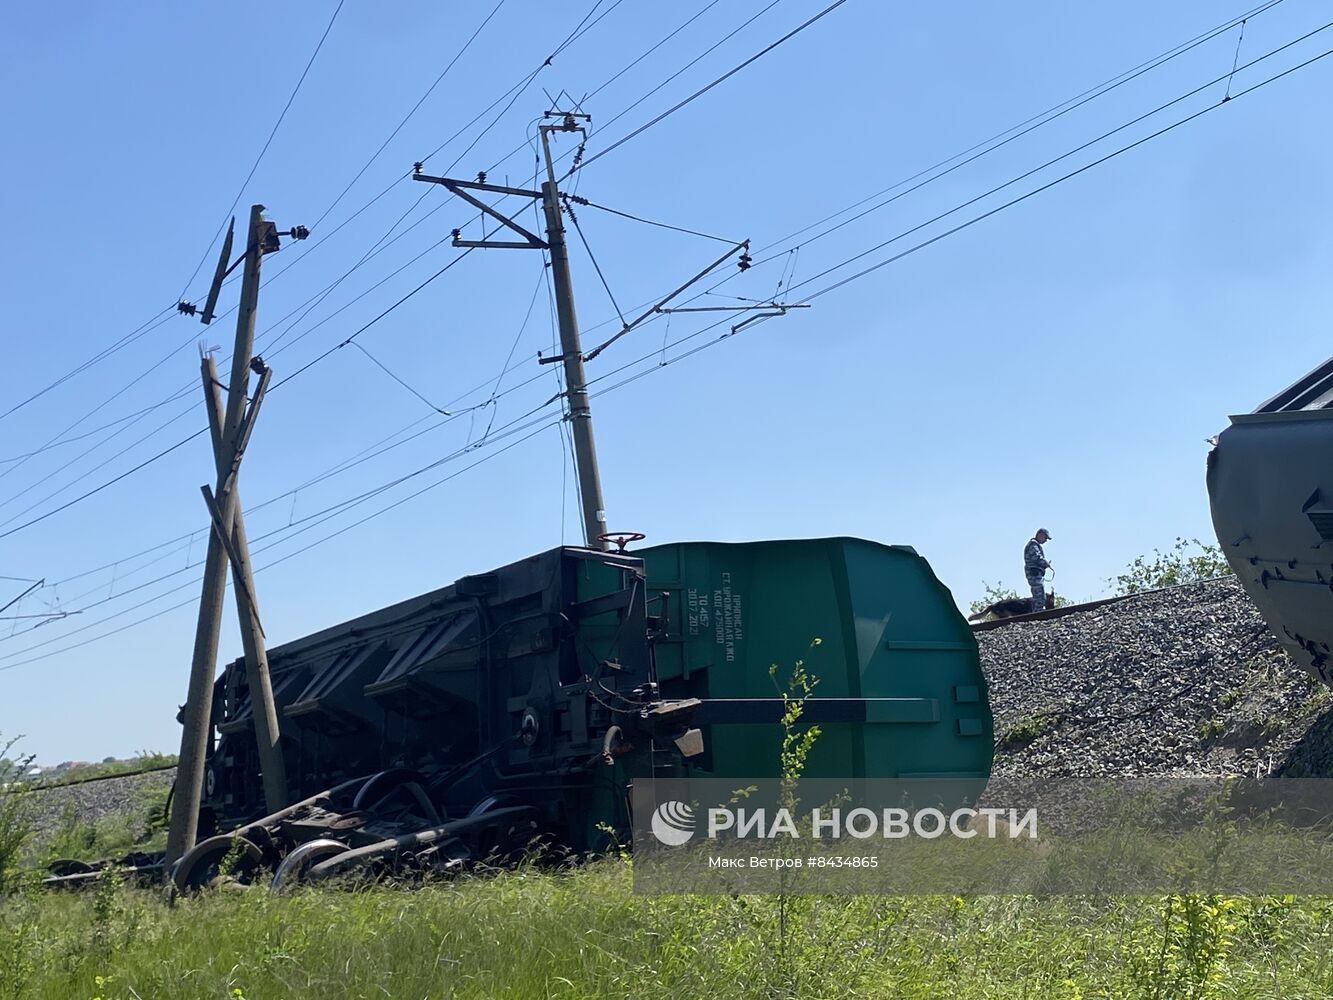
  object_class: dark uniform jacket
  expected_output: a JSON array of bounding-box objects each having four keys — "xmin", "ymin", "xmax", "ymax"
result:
[{"xmin": 1024, "ymin": 539, "xmax": 1049, "ymax": 579}]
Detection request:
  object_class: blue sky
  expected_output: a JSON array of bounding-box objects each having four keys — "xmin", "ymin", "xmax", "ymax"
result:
[{"xmin": 1, "ymin": 1, "xmax": 1329, "ymax": 762}]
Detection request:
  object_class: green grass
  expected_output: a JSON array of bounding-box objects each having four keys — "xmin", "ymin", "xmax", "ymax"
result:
[
  {"xmin": 1197, "ymin": 719, "xmax": 1225, "ymax": 741},
  {"xmin": 1299, "ymin": 687, "xmax": 1333, "ymax": 718},
  {"xmin": 996, "ymin": 713, "xmax": 1060, "ymax": 751},
  {"xmin": 2, "ymin": 864, "xmax": 1331, "ymax": 998}
]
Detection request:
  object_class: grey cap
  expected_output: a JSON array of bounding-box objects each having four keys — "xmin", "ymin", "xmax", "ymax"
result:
[{"xmin": 1037, "ymin": 528, "xmax": 1053, "ymax": 539}]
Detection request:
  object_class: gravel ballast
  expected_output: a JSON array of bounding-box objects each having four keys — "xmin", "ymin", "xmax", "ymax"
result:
[
  {"xmin": 980, "ymin": 576, "xmax": 1333, "ymax": 778},
  {"xmin": 22, "ymin": 767, "xmax": 175, "ymax": 850}
]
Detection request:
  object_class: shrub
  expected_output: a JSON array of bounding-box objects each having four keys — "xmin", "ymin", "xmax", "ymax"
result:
[
  {"xmin": 1111, "ymin": 538, "xmax": 1232, "ymax": 595},
  {"xmin": 0, "ymin": 734, "xmax": 35, "ymax": 892}
]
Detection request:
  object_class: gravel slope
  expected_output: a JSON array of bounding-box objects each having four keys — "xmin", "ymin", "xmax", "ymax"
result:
[
  {"xmin": 24, "ymin": 768, "xmax": 175, "ymax": 849},
  {"xmin": 979, "ymin": 576, "xmax": 1333, "ymax": 778}
]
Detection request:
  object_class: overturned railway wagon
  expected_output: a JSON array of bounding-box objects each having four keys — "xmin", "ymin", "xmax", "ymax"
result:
[
  {"xmin": 1208, "ymin": 358, "xmax": 1333, "ymax": 687},
  {"xmin": 174, "ymin": 537, "xmax": 988, "ymax": 890}
]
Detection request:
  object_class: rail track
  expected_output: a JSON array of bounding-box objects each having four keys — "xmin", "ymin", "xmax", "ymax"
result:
[{"xmin": 969, "ymin": 575, "xmax": 1237, "ymax": 632}]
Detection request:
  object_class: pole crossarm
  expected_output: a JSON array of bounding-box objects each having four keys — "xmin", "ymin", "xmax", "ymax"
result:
[
  {"xmin": 412, "ymin": 171, "xmax": 547, "ymax": 250},
  {"xmin": 199, "ymin": 218, "xmax": 235, "ymax": 326}
]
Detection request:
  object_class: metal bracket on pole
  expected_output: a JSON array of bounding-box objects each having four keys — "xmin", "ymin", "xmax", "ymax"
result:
[
  {"xmin": 412, "ymin": 169, "xmax": 547, "ymax": 249},
  {"xmin": 0, "ymin": 579, "xmax": 43, "ymax": 617},
  {"xmin": 729, "ymin": 309, "xmax": 800, "ymax": 334},
  {"xmin": 582, "ymin": 241, "xmax": 754, "ymax": 362},
  {"xmin": 220, "ymin": 366, "xmax": 271, "ymax": 496}
]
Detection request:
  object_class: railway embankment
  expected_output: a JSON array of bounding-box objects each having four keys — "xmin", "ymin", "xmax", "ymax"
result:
[{"xmin": 982, "ymin": 576, "xmax": 1333, "ymax": 778}]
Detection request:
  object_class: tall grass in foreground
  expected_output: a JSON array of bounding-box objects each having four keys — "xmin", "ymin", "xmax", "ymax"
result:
[
  {"xmin": 0, "ymin": 735, "xmax": 34, "ymax": 893},
  {"xmin": 1, "ymin": 864, "xmax": 1332, "ymax": 999}
]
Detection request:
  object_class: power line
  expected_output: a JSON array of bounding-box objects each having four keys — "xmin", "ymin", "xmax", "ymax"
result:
[
  {"xmin": 574, "ymin": 0, "xmax": 790, "ymax": 166},
  {"xmin": 575, "ymin": 0, "xmax": 850, "ymax": 174},
  {"xmin": 22, "ymin": 335, "xmax": 552, "ymax": 600},
  {"xmin": 3, "ymin": 380, "xmax": 573, "ymax": 647},
  {"xmin": 0, "ymin": 214, "xmax": 547, "ymax": 546},
  {"xmin": 0, "ymin": 313, "xmax": 717, "ymax": 665},
  {"xmin": 308, "ymin": 0, "xmax": 508, "ymax": 233},
  {"xmin": 262, "ymin": 212, "xmax": 455, "ymax": 362},
  {"xmin": 562, "ymin": 200, "xmax": 626, "ymax": 328},
  {"xmin": 0, "ymin": 430, "xmax": 206, "ymax": 541},
  {"xmin": 0, "ymin": 306, "xmax": 177, "ymax": 427},
  {"xmin": 1, "ymin": 0, "xmax": 723, "ymax": 498},
  {"xmin": 0, "ymin": 0, "xmax": 602, "ymax": 467},
  {"xmin": 584, "ymin": 30, "xmax": 1333, "ymax": 396},
  {"xmin": 0, "ymin": 208, "xmax": 447, "ymax": 510},
  {"xmin": 726, "ymin": 0, "xmax": 1288, "ymax": 277},
  {"xmin": 480, "ymin": 266, "xmax": 548, "ymax": 441},
  {"xmin": 2, "ymin": 5, "xmax": 1314, "ymax": 661},
  {"xmin": 271, "ymin": 246, "xmax": 481, "ymax": 391},
  {"xmin": 261, "ymin": 0, "xmax": 628, "ymax": 293},
  {"xmin": 780, "ymin": 20, "xmax": 1333, "ymax": 303},
  {"xmin": 0, "ymin": 5, "xmax": 1325, "ymax": 672},
  {"xmin": 0, "ymin": 207, "xmax": 498, "ymax": 537},
  {"xmin": 228, "ymin": 2, "xmax": 1321, "ymax": 487},
  {"xmin": 586, "ymin": 0, "xmax": 727, "ymax": 103},
  {"xmin": 0, "ymin": 3, "xmax": 1290, "ymax": 584},
  {"xmin": 570, "ymin": 196, "xmax": 740, "ymax": 244},
  {"xmin": 0, "ymin": 241, "xmax": 456, "ymax": 541},
  {"xmin": 176, "ymin": 0, "xmax": 348, "ymax": 303},
  {"xmin": 350, "ymin": 342, "xmax": 452, "ymax": 415},
  {"xmin": 0, "ymin": 386, "xmax": 195, "ymax": 466},
  {"xmin": 0, "ymin": 314, "xmax": 189, "ymax": 483},
  {"xmin": 0, "ymin": 397, "xmax": 200, "ymax": 527},
  {"xmin": 0, "ymin": 407, "xmax": 568, "ymax": 669}
]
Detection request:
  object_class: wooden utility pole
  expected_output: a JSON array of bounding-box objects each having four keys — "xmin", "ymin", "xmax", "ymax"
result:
[
  {"xmin": 411, "ymin": 113, "xmax": 609, "ymax": 549},
  {"xmin": 166, "ymin": 205, "xmax": 301, "ymax": 865}
]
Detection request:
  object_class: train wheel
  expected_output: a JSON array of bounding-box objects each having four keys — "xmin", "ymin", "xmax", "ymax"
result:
[
  {"xmin": 270, "ymin": 839, "xmax": 350, "ymax": 894},
  {"xmin": 171, "ymin": 833, "xmax": 265, "ymax": 895},
  {"xmin": 468, "ymin": 796, "xmax": 541, "ymax": 865},
  {"xmin": 352, "ymin": 768, "xmax": 426, "ymax": 811},
  {"xmin": 47, "ymin": 858, "xmax": 94, "ymax": 878}
]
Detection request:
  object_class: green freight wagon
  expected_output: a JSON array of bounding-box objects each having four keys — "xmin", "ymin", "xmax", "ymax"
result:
[
  {"xmin": 143, "ymin": 535, "xmax": 992, "ymax": 892},
  {"xmin": 643, "ymin": 537, "xmax": 993, "ymax": 782}
]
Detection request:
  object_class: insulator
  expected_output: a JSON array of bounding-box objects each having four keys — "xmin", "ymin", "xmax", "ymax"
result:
[
  {"xmin": 737, "ymin": 253, "xmax": 752, "ymax": 272},
  {"xmin": 177, "ymin": 301, "xmax": 198, "ymax": 317}
]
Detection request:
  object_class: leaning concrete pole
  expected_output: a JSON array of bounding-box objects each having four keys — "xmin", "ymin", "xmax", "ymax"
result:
[
  {"xmin": 166, "ymin": 205, "xmax": 289, "ymax": 866},
  {"xmin": 214, "ymin": 208, "xmax": 287, "ymax": 815},
  {"xmin": 164, "ymin": 358, "xmax": 237, "ymax": 867}
]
